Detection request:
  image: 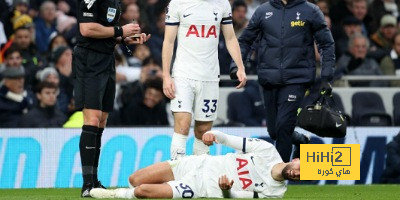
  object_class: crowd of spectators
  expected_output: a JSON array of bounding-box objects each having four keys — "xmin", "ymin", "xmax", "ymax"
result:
[{"xmin": 0, "ymin": 0, "xmax": 399, "ymax": 128}]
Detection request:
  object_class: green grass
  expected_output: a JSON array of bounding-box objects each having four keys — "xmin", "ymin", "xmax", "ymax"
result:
[{"xmin": 0, "ymin": 185, "xmax": 399, "ymax": 199}]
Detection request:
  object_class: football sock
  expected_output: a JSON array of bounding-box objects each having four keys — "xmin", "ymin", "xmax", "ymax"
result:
[
  {"xmin": 193, "ymin": 137, "xmax": 209, "ymax": 155},
  {"xmin": 115, "ymin": 188, "xmax": 135, "ymax": 199},
  {"xmin": 93, "ymin": 128, "xmax": 104, "ymax": 183},
  {"xmin": 170, "ymin": 132, "xmax": 187, "ymax": 159},
  {"xmin": 79, "ymin": 125, "xmax": 98, "ymax": 184}
]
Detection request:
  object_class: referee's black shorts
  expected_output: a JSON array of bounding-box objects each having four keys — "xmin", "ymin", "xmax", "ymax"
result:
[{"xmin": 72, "ymin": 46, "xmax": 116, "ymax": 113}]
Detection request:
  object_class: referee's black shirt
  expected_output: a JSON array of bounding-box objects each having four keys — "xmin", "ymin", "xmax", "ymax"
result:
[{"xmin": 76, "ymin": 0, "xmax": 121, "ymax": 54}]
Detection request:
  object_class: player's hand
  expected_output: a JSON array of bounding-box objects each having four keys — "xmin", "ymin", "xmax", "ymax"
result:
[
  {"xmin": 202, "ymin": 132, "xmax": 217, "ymax": 146},
  {"xmin": 163, "ymin": 75, "xmax": 176, "ymax": 99},
  {"xmin": 219, "ymin": 175, "xmax": 234, "ymax": 191},
  {"xmin": 122, "ymin": 23, "xmax": 141, "ymax": 37},
  {"xmin": 124, "ymin": 33, "xmax": 151, "ymax": 45},
  {"xmin": 236, "ymin": 68, "xmax": 247, "ymax": 89}
]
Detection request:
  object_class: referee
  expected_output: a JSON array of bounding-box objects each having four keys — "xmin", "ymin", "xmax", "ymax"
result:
[{"xmin": 74, "ymin": 0, "xmax": 150, "ymax": 197}]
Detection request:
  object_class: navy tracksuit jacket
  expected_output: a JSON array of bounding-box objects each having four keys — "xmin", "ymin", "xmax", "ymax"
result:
[{"xmin": 237, "ymin": 0, "xmax": 335, "ymax": 162}]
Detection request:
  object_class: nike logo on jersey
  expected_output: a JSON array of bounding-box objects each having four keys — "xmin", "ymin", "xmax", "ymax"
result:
[
  {"xmin": 250, "ymin": 156, "xmax": 255, "ymax": 165},
  {"xmin": 265, "ymin": 12, "xmax": 273, "ymax": 19},
  {"xmin": 183, "ymin": 13, "xmax": 192, "ymax": 18},
  {"xmin": 84, "ymin": 0, "xmax": 96, "ymax": 10},
  {"xmin": 335, "ymin": 122, "xmax": 342, "ymax": 127}
]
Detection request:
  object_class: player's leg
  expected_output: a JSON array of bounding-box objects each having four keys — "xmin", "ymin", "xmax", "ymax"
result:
[
  {"xmin": 275, "ymin": 84, "xmax": 306, "ymax": 162},
  {"xmin": 134, "ymin": 183, "xmax": 174, "ymax": 198},
  {"xmin": 92, "ymin": 76, "xmax": 115, "ymax": 188},
  {"xmin": 192, "ymin": 80, "xmax": 219, "ymax": 155},
  {"xmin": 129, "ymin": 162, "xmax": 175, "ymax": 187},
  {"xmin": 170, "ymin": 77, "xmax": 195, "ymax": 159},
  {"xmin": 193, "ymin": 121, "xmax": 213, "ymax": 155},
  {"xmin": 261, "ymin": 86, "xmax": 278, "ymax": 141}
]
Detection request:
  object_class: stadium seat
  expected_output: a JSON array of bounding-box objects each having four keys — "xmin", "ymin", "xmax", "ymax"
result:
[
  {"xmin": 331, "ymin": 92, "xmax": 351, "ymax": 125},
  {"xmin": 393, "ymin": 93, "xmax": 400, "ymax": 126},
  {"xmin": 352, "ymin": 92, "xmax": 392, "ymax": 126},
  {"xmin": 226, "ymin": 92, "xmax": 246, "ymax": 127}
]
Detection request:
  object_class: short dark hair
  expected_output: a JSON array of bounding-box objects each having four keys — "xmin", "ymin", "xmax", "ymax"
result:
[
  {"xmin": 145, "ymin": 77, "xmax": 163, "ymax": 92},
  {"xmin": 4, "ymin": 46, "xmax": 21, "ymax": 58},
  {"xmin": 232, "ymin": 0, "xmax": 247, "ymax": 12},
  {"xmin": 35, "ymin": 81, "xmax": 58, "ymax": 94},
  {"xmin": 14, "ymin": 26, "xmax": 30, "ymax": 33}
]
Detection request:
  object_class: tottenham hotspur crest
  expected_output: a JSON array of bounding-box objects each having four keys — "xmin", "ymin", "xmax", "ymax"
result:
[
  {"xmin": 107, "ymin": 7, "xmax": 117, "ymax": 22},
  {"xmin": 296, "ymin": 12, "xmax": 301, "ymax": 20}
]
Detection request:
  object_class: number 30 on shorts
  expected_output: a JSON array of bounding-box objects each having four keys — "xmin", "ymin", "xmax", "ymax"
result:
[
  {"xmin": 175, "ymin": 183, "xmax": 194, "ymax": 198},
  {"xmin": 202, "ymin": 99, "xmax": 217, "ymax": 113}
]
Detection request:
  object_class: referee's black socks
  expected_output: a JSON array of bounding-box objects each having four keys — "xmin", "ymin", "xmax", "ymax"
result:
[
  {"xmin": 79, "ymin": 125, "xmax": 98, "ymax": 185},
  {"xmin": 93, "ymin": 127, "xmax": 104, "ymax": 185}
]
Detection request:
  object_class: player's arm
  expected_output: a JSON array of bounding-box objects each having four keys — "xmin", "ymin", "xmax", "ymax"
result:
[
  {"xmin": 222, "ymin": 24, "xmax": 247, "ymax": 89},
  {"xmin": 219, "ymin": 175, "xmax": 256, "ymax": 198},
  {"xmin": 161, "ymin": 25, "xmax": 178, "ymax": 99},
  {"xmin": 202, "ymin": 130, "xmax": 273, "ymax": 153}
]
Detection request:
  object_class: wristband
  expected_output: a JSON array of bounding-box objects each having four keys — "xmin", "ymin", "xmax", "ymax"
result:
[{"xmin": 114, "ymin": 26, "xmax": 123, "ymax": 37}]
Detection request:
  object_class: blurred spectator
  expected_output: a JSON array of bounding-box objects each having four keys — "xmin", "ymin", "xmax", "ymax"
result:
[
  {"xmin": 19, "ymin": 81, "xmax": 67, "ymax": 127},
  {"xmin": 51, "ymin": 46, "xmax": 73, "ymax": 114},
  {"xmin": 1, "ymin": 0, "xmax": 29, "ymax": 38},
  {"xmin": 316, "ymin": 0, "xmax": 329, "ymax": 15},
  {"xmin": 370, "ymin": 14, "xmax": 398, "ymax": 61},
  {"xmin": 232, "ymin": 0, "xmax": 248, "ymax": 37},
  {"xmin": 0, "ymin": 21, "xmax": 6, "ymax": 46},
  {"xmin": 147, "ymin": 11, "xmax": 165, "ymax": 64},
  {"xmin": 336, "ymin": 33, "xmax": 387, "ymax": 87},
  {"xmin": 349, "ymin": 0, "xmax": 372, "ymax": 36},
  {"xmin": 244, "ymin": 0, "xmax": 261, "ymax": 20},
  {"xmin": 12, "ymin": 26, "xmax": 45, "ymax": 87},
  {"xmin": 369, "ymin": 0, "xmax": 400, "ymax": 33},
  {"xmin": 379, "ymin": 32, "xmax": 400, "ymax": 86},
  {"xmin": 34, "ymin": 1, "xmax": 57, "ymax": 53},
  {"xmin": 380, "ymin": 132, "xmax": 400, "ymax": 183},
  {"xmin": 119, "ymin": 3, "xmax": 141, "ymax": 26},
  {"xmin": 0, "ymin": 67, "xmax": 33, "ymax": 127},
  {"xmin": 1, "ymin": 46, "xmax": 23, "ymax": 69},
  {"xmin": 336, "ymin": 16, "xmax": 363, "ymax": 58},
  {"xmin": 330, "ymin": 0, "xmax": 353, "ymax": 25},
  {"xmin": 120, "ymin": 77, "xmax": 168, "ymax": 126},
  {"xmin": 48, "ymin": 34, "xmax": 69, "ymax": 53},
  {"xmin": 127, "ymin": 44, "xmax": 151, "ymax": 67},
  {"xmin": 227, "ymin": 81, "xmax": 265, "ymax": 126},
  {"xmin": 120, "ymin": 58, "xmax": 162, "ymax": 108}
]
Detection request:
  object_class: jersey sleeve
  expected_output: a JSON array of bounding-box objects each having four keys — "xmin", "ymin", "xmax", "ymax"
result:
[
  {"xmin": 78, "ymin": 0, "xmax": 99, "ymax": 23},
  {"xmin": 212, "ymin": 130, "xmax": 274, "ymax": 154},
  {"xmin": 221, "ymin": 0, "xmax": 232, "ymax": 24},
  {"xmin": 165, "ymin": 0, "xmax": 180, "ymax": 26}
]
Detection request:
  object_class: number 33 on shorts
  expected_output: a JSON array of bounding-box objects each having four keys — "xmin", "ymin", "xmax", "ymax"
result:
[{"xmin": 202, "ymin": 99, "xmax": 217, "ymax": 113}]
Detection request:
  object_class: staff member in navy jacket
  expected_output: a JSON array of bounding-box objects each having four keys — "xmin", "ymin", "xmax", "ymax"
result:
[{"xmin": 233, "ymin": 0, "xmax": 335, "ymax": 162}]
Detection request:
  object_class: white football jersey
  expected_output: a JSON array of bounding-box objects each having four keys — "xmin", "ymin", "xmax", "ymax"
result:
[
  {"xmin": 166, "ymin": 0, "xmax": 232, "ymax": 81},
  {"xmin": 190, "ymin": 138, "xmax": 287, "ymax": 198}
]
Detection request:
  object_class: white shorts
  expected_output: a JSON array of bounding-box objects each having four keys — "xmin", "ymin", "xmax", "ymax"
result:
[
  {"xmin": 167, "ymin": 155, "xmax": 207, "ymax": 198},
  {"xmin": 170, "ymin": 77, "xmax": 219, "ymax": 121}
]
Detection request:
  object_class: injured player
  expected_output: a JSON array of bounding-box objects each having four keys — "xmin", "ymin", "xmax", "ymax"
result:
[{"xmin": 90, "ymin": 130, "xmax": 300, "ymax": 198}]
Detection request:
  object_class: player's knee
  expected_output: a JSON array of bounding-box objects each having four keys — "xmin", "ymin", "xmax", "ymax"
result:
[
  {"xmin": 134, "ymin": 185, "xmax": 151, "ymax": 198},
  {"xmin": 129, "ymin": 174, "xmax": 140, "ymax": 187},
  {"xmin": 175, "ymin": 123, "xmax": 190, "ymax": 134}
]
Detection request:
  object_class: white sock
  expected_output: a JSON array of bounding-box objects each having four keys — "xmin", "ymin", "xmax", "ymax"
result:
[
  {"xmin": 193, "ymin": 137, "xmax": 209, "ymax": 155},
  {"xmin": 170, "ymin": 132, "xmax": 187, "ymax": 159},
  {"xmin": 115, "ymin": 188, "xmax": 135, "ymax": 199}
]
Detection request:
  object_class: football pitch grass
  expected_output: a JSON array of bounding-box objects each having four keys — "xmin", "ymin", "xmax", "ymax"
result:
[{"xmin": 0, "ymin": 185, "xmax": 399, "ymax": 200}]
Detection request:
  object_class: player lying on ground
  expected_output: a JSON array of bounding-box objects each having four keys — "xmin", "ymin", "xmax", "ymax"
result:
[{"xmin": 90, "ymin": 130, "xmax": 300, "ymax": 198}]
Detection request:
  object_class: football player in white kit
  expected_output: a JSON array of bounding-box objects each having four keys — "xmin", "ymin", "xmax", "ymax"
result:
[
  {"xmin": 90, "ymin": 130, "xmax": 300, "ymax": 199},
  {"xmin": 162, "ymin": 0, "xmax": 247, "ymax": 159}
]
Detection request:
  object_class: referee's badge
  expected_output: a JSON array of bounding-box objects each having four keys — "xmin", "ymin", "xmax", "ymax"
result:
[{"xmin": 107, "ymin": 7, "xmax": 117, "ymax": 22}]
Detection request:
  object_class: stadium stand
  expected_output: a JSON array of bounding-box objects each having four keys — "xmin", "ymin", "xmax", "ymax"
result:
[{"xmin": 352, "ymin": 91, "xmax": 392, "ymax": 126}]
